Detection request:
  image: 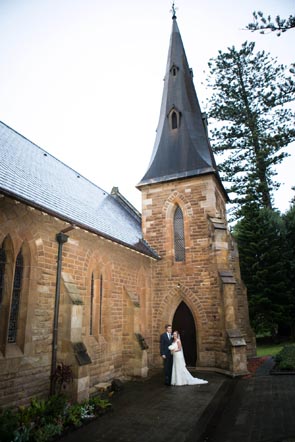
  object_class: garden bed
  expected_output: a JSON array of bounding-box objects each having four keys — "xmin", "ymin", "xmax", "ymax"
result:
[{"xmin": 0, "ymin": 393, "xmax": 112, "ymax": 442}]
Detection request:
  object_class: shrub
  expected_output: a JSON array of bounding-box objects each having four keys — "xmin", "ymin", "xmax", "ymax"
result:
[
  {"xmin": 0, "ymin": 408, "xmax": 20, "ymax": 442},
  {"xmin": 275, "ymin": 344, "xmax": 295, "ymax": 370},
  {"xmin": 51, "ymin": 362, "xmax": 74, "ymax": 394},
  {"xmin": 0, "ymin": 393, "xmax": 112, "ymax": 442}
]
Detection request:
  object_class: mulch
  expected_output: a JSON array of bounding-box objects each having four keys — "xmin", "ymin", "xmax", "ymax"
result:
[{"xmin": 242, "ymin": 356, "xmax": 269, "ymax": 378}]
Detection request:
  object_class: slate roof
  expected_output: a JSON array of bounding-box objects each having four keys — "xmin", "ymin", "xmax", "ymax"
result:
[
  {"xmin": 138, "ymin": 16, "xmax": 228, "ymax": 201},
  {"xmin": 0, "ymin": 121, "xmax": 159, "ymax": 259}
]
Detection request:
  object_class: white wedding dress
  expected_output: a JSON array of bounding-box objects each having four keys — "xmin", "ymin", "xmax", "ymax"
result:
[{"xmin": 169, "ymin": 339, "xmax": 208, "ymax": 386}]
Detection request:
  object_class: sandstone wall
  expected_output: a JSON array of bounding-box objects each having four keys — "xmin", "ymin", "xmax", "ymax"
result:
[{"xmin": 0, "ymin": 196, "xmax": 152, "ymax": 407}]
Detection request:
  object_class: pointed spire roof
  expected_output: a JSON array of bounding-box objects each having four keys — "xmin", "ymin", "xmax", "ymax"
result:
[{"xmin": 137, "ymin": 14, "xmax": 227, "ymax": 199}]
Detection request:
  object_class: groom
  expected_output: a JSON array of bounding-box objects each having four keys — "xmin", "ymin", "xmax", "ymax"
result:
[{"xmin": 160, "ymin": 324, "xmax": 173, "ymax": 385}]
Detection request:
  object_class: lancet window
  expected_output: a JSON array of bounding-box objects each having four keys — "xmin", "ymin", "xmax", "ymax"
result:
[
  {"xmin": 169, "ymin": 107, "xmax": 181, "ymax": 130},
  {"xmin": 174, "ymin": 205, "xmax": 185, "ymax": 262},
  {"xmin": 0, "ymin": 247, "xmax": 6, "ymax": 305},
  {"xmin": 7, "ymin": 249, "xmax": 24, "ymax": 343},
  {"xmin": 170, "ymin": 64, "xmax": 179, "ymax": 77},
  {"xmin": 172, "ymin": 111, "xmax": 178, "ymax": 129},
  {"xmin": 89, "ymin": 271, "xmax": 103, "ymax": 338},
  {"xmin": 90, "ymin": 272, "xmax": 95, "ymax": 336},
  {"xmin": 0, "ymin": 238, "xmax": 29, "ymax": 354}
]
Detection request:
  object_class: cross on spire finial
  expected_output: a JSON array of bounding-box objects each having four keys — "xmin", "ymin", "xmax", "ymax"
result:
[{"xmin": 170, "ymin": 2, "xmax": 177, "ymax": 19}]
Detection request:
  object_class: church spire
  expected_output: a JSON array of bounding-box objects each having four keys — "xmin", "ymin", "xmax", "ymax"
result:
[{"xmin": 138, "ymin": 14, "xmax": 227, "ymax": 199}]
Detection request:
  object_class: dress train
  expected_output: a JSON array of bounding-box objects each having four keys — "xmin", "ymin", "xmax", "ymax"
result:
[{"xmin": 169, "ymin": 340, "xmax": 208, "ymax": 386}]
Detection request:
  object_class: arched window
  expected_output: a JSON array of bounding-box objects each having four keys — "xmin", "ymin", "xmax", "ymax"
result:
[
  {"xmin": 0, "ymin": 237, "xmax": 12, "ymax": 353},
  {"xmin": 8, "ymin": 249, "xmax": 24, "ymax": 343},
  {"xmin": 171, "ymin": 111, "xmax": 178, "ymax": 129},
  {"xmin": 170, "ymin": 64, "xmax": 179, "ymax": 77},
  {"xmin": 90, "ymin": 272, "xmax": 94, "ymax": 335},
  {"xmin": 174, "ymin": 205, "xmax": 185, "ymax": 262},
  {"xmin": 89, "ymin": 272, "xmax": 103, "ymax": 338},
  {"xmin": 99, "ymin": 275, "xmax": 103, "ymax": 334},
  {"xmin": 0, "ymin": 246, "xmax": 6, "ymax": 305},
  {"xmin": 169, "ymin": 107, "xmax": 181, "ymax": 130}
]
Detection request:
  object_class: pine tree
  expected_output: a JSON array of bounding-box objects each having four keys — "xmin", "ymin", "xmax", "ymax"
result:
[
  {"xmin": 206, "ymin": 41, "xmax": 295, "ymax": 220},
  {"xmin": 282, "ymin": 204, "xmax": 295, "ymax": 338},
  {"xmin": 247, "ymin": 11, "xmax": 295, "ymax": 36},
  {"xmin": 233, "ymin": 205, "xmax": 289, "ymax": 336}
]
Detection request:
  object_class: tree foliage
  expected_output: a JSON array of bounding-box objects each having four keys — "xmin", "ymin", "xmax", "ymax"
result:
[
  {"xmin": 247, "ymin": 11, "xmax": 295, "ymax": 36},
  {"xmin": 233, "ymin": 205, "xmax": 291, "ymax": 335},
  {"xmin": 282, "ymin": 203, "xmax": 295, "ymax": 338},
  {"xmin": 206, "ymin": 41, "xmax": 295, "ymax": 220}
]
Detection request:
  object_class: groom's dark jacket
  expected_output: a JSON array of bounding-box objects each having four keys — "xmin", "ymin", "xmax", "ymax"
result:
[{"xmin": 160, "ymin": 332, "xmax": 173, "ymax": 358}]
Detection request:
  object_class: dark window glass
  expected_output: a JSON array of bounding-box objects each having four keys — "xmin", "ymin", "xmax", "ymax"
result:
[
  {"xmin": 99, "ymin": 275, "xmax": 103, "ymax": 334},
  {"xmin": 90, "ymin": 272, "xmax": 94, "ymax": 335},
  {"xmin": 0, "ymin": 246, "xmax": 6, "ymax": 304},
  {"xmin": 8, "ymin": 250, "xmax": 23, "ymax": 343},
  {"xmin": 174, "ymin": 206, "xmax": 185, "ymax": 262},
  {"xmin": 172, "ymin": 111, "xmax": 178, "ymax": 129}
]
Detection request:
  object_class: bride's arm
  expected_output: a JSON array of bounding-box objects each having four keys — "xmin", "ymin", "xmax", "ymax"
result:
[{"xmin": 176, "ymin": 339, "xmax": 182, "ymax": 351}]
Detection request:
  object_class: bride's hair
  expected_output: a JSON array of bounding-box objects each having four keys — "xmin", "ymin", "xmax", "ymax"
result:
[{"xmin": 173, "ymin": 330, "xmax": 180, "ymax": 338}]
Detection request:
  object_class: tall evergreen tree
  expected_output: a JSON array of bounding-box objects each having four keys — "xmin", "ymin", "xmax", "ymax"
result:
[
  {"xmin": 233, "ymin": 204, "xmax": 289, "ymax": 336},
  {"xmin": 282, "ymin": 203, "xmax": 295, "ymax": 338},
  {"xmin": 206, "ymin": 41, "xmax": 295, "ymax": 220}
]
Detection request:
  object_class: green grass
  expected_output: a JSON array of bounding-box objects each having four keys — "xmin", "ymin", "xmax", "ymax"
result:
[{"xmin": 256, "ymin": 343, "xmax": 284, "ymax": 357}]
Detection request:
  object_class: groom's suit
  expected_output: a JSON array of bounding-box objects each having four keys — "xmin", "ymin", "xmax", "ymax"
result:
[{"xmin": 160, "ymin": 332, "xmax": 173, "ymax": 385}]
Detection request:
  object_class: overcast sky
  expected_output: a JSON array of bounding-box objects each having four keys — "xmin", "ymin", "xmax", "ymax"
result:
[{"xmin": 0, "ymin": 0, "xmax": 294, "ymax": 214}]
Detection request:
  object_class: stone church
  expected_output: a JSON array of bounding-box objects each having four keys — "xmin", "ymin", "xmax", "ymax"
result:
[{"xmin": 0, "ymin": 13, "xmax": 255, "ymax": 408}]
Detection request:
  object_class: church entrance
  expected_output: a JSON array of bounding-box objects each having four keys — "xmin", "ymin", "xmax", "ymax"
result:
[{"xmin": 172, "ymin": 301, "xmax": 197, "ymax": 366}]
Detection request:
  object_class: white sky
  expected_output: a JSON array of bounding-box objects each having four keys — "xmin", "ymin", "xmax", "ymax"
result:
[{"xmin": 0, "ymin": 0, "xmax": 294, "ymax": 214}]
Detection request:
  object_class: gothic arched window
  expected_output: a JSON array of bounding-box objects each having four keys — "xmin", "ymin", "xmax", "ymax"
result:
[
  {"xmin": 8, "ymin": 249, "xmax": 24, "ymax": 343},
  {"xmin": 0, "ymin": 246, "xmax": 6, "ymax": 305},
  {"xmin": 89, "ymin": 272, "xmax": 103, "ymax": 338},
  {"xmin": 170, "ymin": 64, "xmax": 179, "ymax": 77},
  {"xmin": 169, "ymin": 107, "xmax": 181, "ymax": 130},
  {"xmin": 174, "ymin": 205, "xmax": 185, "ymax": 262},
  {"xmin": 90, "ymin": 272, "xmax": 94, "ymax": 335},
  {"xmin": 99, "ymin": 275, "xmax": 103, "ymax": 335},
  {"xmin": 171, "ymin": 111, "xmax": 178, "ymax": 129}
]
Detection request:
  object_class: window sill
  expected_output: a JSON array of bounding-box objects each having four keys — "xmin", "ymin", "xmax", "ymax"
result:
[{"xmin": 4, "ymin": 343, "xmax": 23, "ymax": 358}]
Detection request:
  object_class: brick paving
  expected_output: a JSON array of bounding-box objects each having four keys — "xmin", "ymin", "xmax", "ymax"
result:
[
  {"xmin": 202, "ymin": 374, "xmax": 295, "ymax": 442},
  {"xmin": 59, "ymin": 360, "xmax": 295, "ymax": 442},
  {"xmin": 59, "ymin": 370, "xmax": 226, "ymax": 442}
]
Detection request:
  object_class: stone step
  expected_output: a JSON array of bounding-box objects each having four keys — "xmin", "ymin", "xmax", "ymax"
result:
[{"xmin": 94, "ymin": 382, "xmax": 112, "ymax": 392}]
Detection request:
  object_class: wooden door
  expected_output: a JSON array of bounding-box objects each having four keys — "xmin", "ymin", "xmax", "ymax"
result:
[{"xmin": 172, "ymin": 301, "xmax": 197, "ymax": 366}]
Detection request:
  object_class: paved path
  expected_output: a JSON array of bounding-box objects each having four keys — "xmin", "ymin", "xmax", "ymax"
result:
[
  {"xmin": 59, "ymin": 360, "xmax": 295, "ymax": 442},
  {"xmin": 202, "ymin": 372, "xmax": 295, "ymax": 442},
  {"xmin": 59, "ymin": 370, "xmax": 227, "ymax": 442}
]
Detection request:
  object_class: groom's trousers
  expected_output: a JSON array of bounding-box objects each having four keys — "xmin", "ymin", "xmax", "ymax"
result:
[{"xmin": 164, "ymin": 354, "xmax": 173, "ymax": 385}]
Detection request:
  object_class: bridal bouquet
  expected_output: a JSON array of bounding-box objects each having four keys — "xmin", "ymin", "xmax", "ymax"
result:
[{"xmin": 168, "ymin": 342, "xmax": 178, "ymax": 351}]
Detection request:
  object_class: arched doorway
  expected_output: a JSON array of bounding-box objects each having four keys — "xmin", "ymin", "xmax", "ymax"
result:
[{"xmin": 172, "ymin": 301, "xmax": 197, "ymax": 366}]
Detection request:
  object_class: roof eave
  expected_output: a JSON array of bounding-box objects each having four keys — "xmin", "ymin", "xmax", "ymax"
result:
[{"xmin": 0, "ymin": 189, "xmax": 160, "ymax": 260}]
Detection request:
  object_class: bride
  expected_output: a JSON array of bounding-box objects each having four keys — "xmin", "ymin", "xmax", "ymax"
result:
[{"xmin": 168, "ymin": 331, "xmax": 208, "ymax": 386}]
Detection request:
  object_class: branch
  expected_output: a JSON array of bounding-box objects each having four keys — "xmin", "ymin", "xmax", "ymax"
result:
[{"xmin": 246, "ymin": 11, "xmax": 295, "ymax": 36}]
